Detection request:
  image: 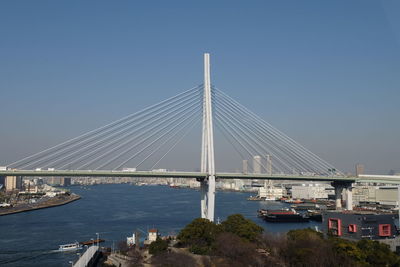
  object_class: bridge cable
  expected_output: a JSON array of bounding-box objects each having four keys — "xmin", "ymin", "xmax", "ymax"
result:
[
  {"xmin": 214, "ymin": 87, "xmax": 340, "ymax": 175},
  {"xmin": 8, "ymin": 85, "xmax": 202, "ymax": 169},
  {"xmin": 55, "ymin": 90, "xmax": 202, "ymax": 169}
]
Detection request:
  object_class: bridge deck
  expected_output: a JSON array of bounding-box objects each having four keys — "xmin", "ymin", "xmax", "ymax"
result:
[
  {"xmin": 1, "ymin": 170, "xmax": 400, "ymax": 183},
  {"xmin": 0, "ymin": 170, "xmax": 356, "ymax": 182}
]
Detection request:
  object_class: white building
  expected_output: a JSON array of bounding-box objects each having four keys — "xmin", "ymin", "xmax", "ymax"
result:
[
  {"xmin": 127, "ymin": 233, "xmax": 136, "ymax": 246},
  {"xmin": 291, "ymin": 184, "xmax": 328, "ymax": 199},
  {"xmin": 258, "ymin": 181, "xmax": 283, "ymax": 200},
  {"xmin": 352, "ymin": 185, "xmax": 378, "ymax": 204},
  {"xmin": 352, "ymin": 185, "xmax": 399, "ymax": 206},
  {"xmin": 233, "ymin": 179, "xmax": 245, "ymax": 191},
  {"xmin": 148, "ymin": 229, "xmax": 158, "ymax": 243},
  {"xmin": 375, "ymin": 187, "xmax": 398, "ymax": 205},
  {"xmin": 188, "ymin": 179, "xmax": 200, "ymax": 188}
]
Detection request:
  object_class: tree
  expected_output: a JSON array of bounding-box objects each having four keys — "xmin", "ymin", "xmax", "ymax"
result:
[
  {"xmin": 330, "ymin": 237, "xmax": 365, "ymax": 265},
  {"xmin": 356, "ymin": 239, "xmax": 400, "ymax": 266},
  {"xmin": 126, "ymin": 248, "xmax": 142, "ymax": 266},
  {"xmin": 151, "ymin": 251, "xmax": 197, "ymax": 267},
  {"xmin": 149, "ymin": 237, "xmax": 168, "ymax": 255},
  {"xmin": 177, "ymin": 218, "xmax": 221, "ymax": 254},
  {"xmin": 215, "ymin": 232, "xmax": 263, "ymax": 267},
  {"xmin": 287, "ymin": 228, "xmax": 324, "ymax": 241},
  {"xmin": 117, "ymin": 240, "xmax": 129, "ymax": 255},
  {"xmin": 220, "ymin": 214, "xmax": 263, "ymax": 242},
  {"xmin": 284, "ymin": 229, "xmax": 354, "ymax": 267}
]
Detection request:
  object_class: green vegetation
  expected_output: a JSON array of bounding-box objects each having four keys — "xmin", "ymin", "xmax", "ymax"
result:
[
  {"xmin": 177, "ymin": 214, "xmax": 262, "ymax": 255},
  {"xmin": 279, "ymin": 228, "xmax": 400, "ymax": 267},
  {"xmin": 332, "ymin": 238, "xmax": 400, "ymax": 267},
  {"xmin": 176, "ymin": 215, "xmax": 400, "ymax": 267},
  {"xmin": 177, "ymin": 217, "xmax": 221, "ymax": 254},
  {"xmin": 220, "ymin": 214, "xmax": 263, "ymax": 242},
  {"xmin": 149, "ymin": 237, "xmax": 168, "ymax": 255}
]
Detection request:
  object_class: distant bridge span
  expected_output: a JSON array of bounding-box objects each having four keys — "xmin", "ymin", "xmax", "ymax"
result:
[
  {"xmin": 2, "ymin": 170, "xmax": 400, "ymax": 184},
  {"xmin": 3, "ymin": 170, "xmax": 400, "ymax": 212},
  {"xmin": 0, "ymin": 169, "xmax": 381, "ymax": 183}
]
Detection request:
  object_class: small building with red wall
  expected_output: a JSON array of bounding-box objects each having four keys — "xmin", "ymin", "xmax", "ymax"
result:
[{"xmin": 322, "ymin": 211, "xmax": 400, "ymax": 252}]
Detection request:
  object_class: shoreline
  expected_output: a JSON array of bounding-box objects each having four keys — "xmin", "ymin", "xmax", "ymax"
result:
[{"xmin": 0, "ymin": 193, "xmax": 81, "ymax": 216}]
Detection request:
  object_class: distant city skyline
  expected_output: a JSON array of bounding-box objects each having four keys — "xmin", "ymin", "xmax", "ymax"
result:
[{"xmin": 0, "ymin": 1, "xmax": 399, "ymax": 174}]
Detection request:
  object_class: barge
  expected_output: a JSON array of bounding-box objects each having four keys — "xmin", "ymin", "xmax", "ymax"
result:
[{"xmin": 259, "ymin": 209, "xmax": 310, "ymax": 222}]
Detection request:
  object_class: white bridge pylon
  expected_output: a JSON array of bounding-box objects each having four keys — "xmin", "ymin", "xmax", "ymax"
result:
[{"xmin": 200, "ymin": 53, "xmax": 216, "ymax": 222}]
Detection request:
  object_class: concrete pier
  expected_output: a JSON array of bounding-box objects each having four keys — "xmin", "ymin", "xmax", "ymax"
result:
[
  {"xmin": 332, "ymin": 181, "xmax": 353, "ymax": 210},
  {"xmin": 333, "ymin": 183, "xmax": 344, "ymax": 209},
  {"xmin": 345, "ymin": 187, "xmax": 353, "ymax": 210},
  {"xmin": 73, "ymin": 245, "xmax": 99, "ymax": 267}
]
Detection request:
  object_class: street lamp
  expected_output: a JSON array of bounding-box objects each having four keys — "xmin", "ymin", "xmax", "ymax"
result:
[{"xmin": 96, "ymin": 233, "xmax": 99, "ymax": 248}]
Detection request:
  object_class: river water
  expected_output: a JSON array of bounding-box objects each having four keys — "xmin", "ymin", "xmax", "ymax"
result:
[{"xmin": 0, "ymin": 184, "xmax": 320, "ymax": 266}]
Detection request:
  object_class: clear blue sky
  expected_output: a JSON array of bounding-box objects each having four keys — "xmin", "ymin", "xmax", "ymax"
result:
[{"xmin": 0, "ymin": 0, "xmax": 399, "ymax": 174}]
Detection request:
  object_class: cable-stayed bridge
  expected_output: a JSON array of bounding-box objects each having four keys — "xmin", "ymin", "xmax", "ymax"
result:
[{"xmin": 1, "ymin": 54, "xmax": 397, "ymax": 221}]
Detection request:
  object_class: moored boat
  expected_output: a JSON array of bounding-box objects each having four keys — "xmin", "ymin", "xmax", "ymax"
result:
[
  {"xmin": 307, "ymin": 210, "xmax": 323, "ymax": 222},
  {"xmin": 290, "ymin": 203, "xmax": 323, "ymax": 210},
  {"xmin": 261, "ymin": 209, "xmax": 310, "ymax": 223},
  {"xmin": 58, "ymin": 242, "xmax": 82, "ymax": 252},
  {"xmin": 284, "ymin": 199, "xmax": 304, "ymax": 204},
  {"xmin": 79, "ymin": 238, "xmax": 105, "ymax": 246}
]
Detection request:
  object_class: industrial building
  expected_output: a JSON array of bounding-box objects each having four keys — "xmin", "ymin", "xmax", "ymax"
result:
[
  {"xmin": 355, "ymin": 164, "xmax": 365, "ymax": 177},
  {"xmin": 322, "ymin": 211, "xmax": 400, "ymax": 252},
  {"xmin": 352, "ymin": 185, "xmax": 399, "ymax": 206},
  {"xmin": 253, "ymin": 155, "xmax": 262, "ymax": 174},
  {"xmin": 242, "ymin": 160, "xmax": 248, "ymax": 174},
  {"xmin": 258, "ymin": 182, "xmax": 284, "ymax": 200},
  {"xmin": 290, "ymin": 184, "xmax": 330, "ymax": 199},
  {"xmin": 60, "ymin": 177, "xmax": 72, "ymax": 186},
  {"xmin": 4, "ymin": 176, "xmax": 23, "ymax": 191}
]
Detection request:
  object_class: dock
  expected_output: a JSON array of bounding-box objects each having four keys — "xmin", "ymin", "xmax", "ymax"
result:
[{"xmin": 73, "ymin": 245, "xmax": 99, "ymax": 267}]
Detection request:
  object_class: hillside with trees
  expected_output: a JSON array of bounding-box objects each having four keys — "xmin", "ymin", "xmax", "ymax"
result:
[
  {"xmin": 172, "ymin": 214, "xmax": 400, "ymax": 267},
  {"xmin": 106, "ymin": 214, "xmax": 400, "ymax": 266}
]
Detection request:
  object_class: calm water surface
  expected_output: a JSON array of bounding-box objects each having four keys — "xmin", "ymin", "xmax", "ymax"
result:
[{"xmin": 0, "ymin": 184, "xmax": 320, "ymax": 266}]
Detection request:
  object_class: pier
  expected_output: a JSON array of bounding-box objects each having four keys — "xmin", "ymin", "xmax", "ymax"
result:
[{"xmin": 73, "ymin": 245, "xmax": 99, "ymax": 267}]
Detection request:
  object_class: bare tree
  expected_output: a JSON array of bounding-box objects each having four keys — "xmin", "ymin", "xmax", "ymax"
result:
[{"xmin": 151, "ymin": 251, "xmax": 197, "ymax": 267}]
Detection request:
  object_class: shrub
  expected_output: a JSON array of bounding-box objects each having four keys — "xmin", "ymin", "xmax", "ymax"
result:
[
  {"xmin": 177, "ymin": 218, "xmax": 221, "ymax": 254},
  {"xmin": 149, "ymin": 237, "xmax": 168, "ymax": 255},
  {"xmin": 220, "ymin": 214, "xmax": 263, "ymax": 242},
  {"xmin": 151, "ymin": 251, "xmax": 197, "ymax": 267}
]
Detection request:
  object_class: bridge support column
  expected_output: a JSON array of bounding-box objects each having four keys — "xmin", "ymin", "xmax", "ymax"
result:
[
  {"xmin": 332, "ymin": 181, "xmax": 353, "ymax": 210},
  {"xmin": 200, "ymin": 180, "xmax": 208, "ymax": 218},
  {"xmin": 207, "ymin": 175, "xmax": 215, "ymax": 222},
  {"xmin": 345, "ymin": 186, "xmax": 353, "ymax": 211},
  {"xmin": 334, "ymin": 186, "xmax": 343, "ymax": 210},
  {"xmin": 332, "ymin": 181, "xmax": 344, "ymax": 210}
]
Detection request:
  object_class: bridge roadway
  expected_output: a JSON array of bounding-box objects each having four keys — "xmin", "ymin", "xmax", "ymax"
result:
[
  {"xmin": 1, "ymin": 170, "xmax": 400, "ymax": 183},
  {"xmin": 0, "ymin": 169, "xmax": 388, "ymax": 183}
]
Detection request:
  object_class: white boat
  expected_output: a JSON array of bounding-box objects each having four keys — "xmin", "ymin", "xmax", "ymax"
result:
[{"xmin": 58, "ymin": 242, "xmax": 82, "ymax": 252}]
